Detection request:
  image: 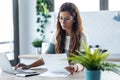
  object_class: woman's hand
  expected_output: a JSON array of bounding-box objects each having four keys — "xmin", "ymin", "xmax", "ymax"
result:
[
  {"xmin": 65, "ymin": 64, "xmax": 84, "ymax": 75},
  {"xmin": 15, "ymin": 63, "xmax": 30, "ymax": 70},
  {"xmin": 65, "ymin": 65, "xmax": 78, "ymax": 75}
]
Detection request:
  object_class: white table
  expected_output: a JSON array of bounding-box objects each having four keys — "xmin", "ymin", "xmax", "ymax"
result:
[{"xmin": 0, "ymin": 68, "xmax": 120, "ymax": 80}]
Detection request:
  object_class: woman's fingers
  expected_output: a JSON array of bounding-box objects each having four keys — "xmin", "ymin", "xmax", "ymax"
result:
[
  {"xmin": 15, "ymin": 63, "xmax": 28, "ymax": 70},
  {"xmin": 65, "ymin": 65, "xmax": 76, "ymax": 75}
]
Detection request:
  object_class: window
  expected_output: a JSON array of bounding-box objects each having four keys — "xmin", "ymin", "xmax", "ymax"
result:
[
  {"xmin": 54, "ymin": 0, "xmax": 99, "ymax": 13},
  {"xmin": 0, "ymin": 0, "xmax": 19, "ymax": 66},
  {"xmin": 0, "ymin": 0, "xmax": 14, "ymax": 60},
  {"xmin": 109, "ymin": 0, "xmax": 120, "ymax": 11}
]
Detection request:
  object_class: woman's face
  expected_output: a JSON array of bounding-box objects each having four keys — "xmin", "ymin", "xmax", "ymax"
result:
[{"xmin": 59, "ymin": 11, "xmax": 74, "ymax": 31}]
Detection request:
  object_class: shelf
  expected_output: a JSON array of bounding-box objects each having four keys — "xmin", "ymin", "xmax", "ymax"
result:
[
  {"xmin": 18, "ymin": 54, "xmax": 120, "ymax": 62},
  {"xmin": 18, "ymin": 54, "xmax": 42, "ymax": 59},
  {"xmin": 106, "ymin": 54, "xmax": 120, "ymax": 62}
]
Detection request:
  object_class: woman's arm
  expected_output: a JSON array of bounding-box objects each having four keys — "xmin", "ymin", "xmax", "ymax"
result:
[
  {"xmin": 15, "ymin": 58, "xmax": 44, "ymax": 69},
  {"xmin": 29, "ymin": 58, "xmax": 44, "ymax": 68}
]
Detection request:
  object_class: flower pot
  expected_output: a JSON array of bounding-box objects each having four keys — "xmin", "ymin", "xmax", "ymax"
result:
[
  {"xmin": 35, "ymin": 47, "xmax": 41, "ymax": 55},
  {"xmin": 85, "ymin": 69, "xmax": 101, "ymax": 80}
]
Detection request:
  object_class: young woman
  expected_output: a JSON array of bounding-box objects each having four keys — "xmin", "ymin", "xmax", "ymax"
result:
[{"xmin": 15, "ymin": 2, "xmax": 87, "ymax": 75}]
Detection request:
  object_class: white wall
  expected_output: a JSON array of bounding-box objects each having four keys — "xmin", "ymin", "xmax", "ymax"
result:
[
  {"xmin": 81, "ymin": 11, "xmax": 120, "ymax": 54},
  {"xmin": 19, "ymin": 0, "xmax": 55, "ymax": 54},
  {"xmin": 19, "ymin": 0, "xmax": 120, "ymax": 55}
]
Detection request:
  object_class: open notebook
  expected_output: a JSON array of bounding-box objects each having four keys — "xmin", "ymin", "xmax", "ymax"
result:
[
  {"xmin": 0, "ymin": 53, "xmax": 39, "ymax": 77},
  {"xmin": 40, "ymin": 53, "xmax": 70, "ymax": 77}
]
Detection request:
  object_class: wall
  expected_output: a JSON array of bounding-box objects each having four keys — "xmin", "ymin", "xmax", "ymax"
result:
[
  {"xmin": 19, "ymin": 0, "xmax": 55, "ymax": 54},
  {"xmin": 81, "ymin": 11, "xmax": 120, "ymax": 54},
  {"xmin": 19, "ymin": 0, "xmax": 120, "ymax": 54}
]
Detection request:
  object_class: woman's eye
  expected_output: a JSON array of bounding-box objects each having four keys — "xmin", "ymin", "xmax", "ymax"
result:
[
  {"xmin": 59, "ymin": 18, "xmax": 63, "ymax": 20},
  {"xmin": 65, "ymin": 18, "xmax": 70, "ymax": 20}
]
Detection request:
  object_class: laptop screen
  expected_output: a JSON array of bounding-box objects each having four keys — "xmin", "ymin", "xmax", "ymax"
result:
[
  {"xmin": 0, "ymin": 53, "xmax": 16, "ymax": 74},
  {"xmin": 0, "ymin": 53, "xmax": 39, "ymax": 76}
]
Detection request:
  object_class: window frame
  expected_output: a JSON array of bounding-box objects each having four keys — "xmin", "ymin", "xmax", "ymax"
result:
[
  {"xmin": 100, "ymin": 0, "xmax": 108, "ymax": 10},
  {"xmin": 10, "ymin": 0, "xmax": 20, "ymax": 66}
]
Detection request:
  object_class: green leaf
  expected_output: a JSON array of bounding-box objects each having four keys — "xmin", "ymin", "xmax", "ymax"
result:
[
  {"xmin": 37, "ymin": 28, "xmax": 40, "ymax": 32},
  {"xmin": 36, "ymin": 0, "xmax": 52, "ymax": 41},
  {"xmin": 32, "ymin": 39, "xmax": 43, "ymax": 47},
  {"xmin": 66, "ymin": 41, "xmax": 120, "ymax": 74}
]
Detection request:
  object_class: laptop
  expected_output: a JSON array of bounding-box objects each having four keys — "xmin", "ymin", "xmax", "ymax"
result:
[
  {"xmin": 42, "ymin": 53, "xmax": 69, "ymax": 73},
  {"xmin": 0, "ymin": 53, "xmax": 39, "ymax": 77}
]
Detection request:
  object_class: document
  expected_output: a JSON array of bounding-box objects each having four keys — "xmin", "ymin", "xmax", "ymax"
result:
[
  {"xmin": 39, "ymin": 71, "xmax": 69, "ymax": 77},
  {"xmin": 39, "ymin": 54, "xmax": 70, "ymax": 77},
  {"xmin": 42, "ymin": 54, "xmax": 69, "ymax": 73}
]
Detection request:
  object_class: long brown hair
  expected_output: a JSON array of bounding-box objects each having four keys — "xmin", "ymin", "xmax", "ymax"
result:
[{"xmin": 55, "ymin": 2, "xmax": 83, "ymax": 53}]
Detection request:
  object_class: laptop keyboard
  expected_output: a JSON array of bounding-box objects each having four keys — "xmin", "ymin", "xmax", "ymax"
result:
[
  {"xmin": 15, "ymin": 69, "xmax": 39, "ymax": 77},
  {"xmin": 15, "ymin": 69, "xmax": 37, "ymax": 74}
]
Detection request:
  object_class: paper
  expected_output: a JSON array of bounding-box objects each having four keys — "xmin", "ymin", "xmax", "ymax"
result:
[
  {"xmin": 42, "ymin": 54, "xmax": 69, "ymax": 73},
  {"xmin": 39, "ymin": 71, "xmax": 69, "ymax": 77}
]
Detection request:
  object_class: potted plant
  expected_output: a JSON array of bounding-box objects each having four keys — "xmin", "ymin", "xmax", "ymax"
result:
[
  {"xmin": 36, "ymin": 0, "xmax": 51, "ymax": 41},
  {"xmin": 32, "ymin": 0, "xmax": 52, "ymax": 54},
  {"xmin": 32, "ymin": 39, "xmax": 43, "ymax": 54},
  {"xmin": 67, "ymin": 41, "xmax": 120, "ymax": 80}
]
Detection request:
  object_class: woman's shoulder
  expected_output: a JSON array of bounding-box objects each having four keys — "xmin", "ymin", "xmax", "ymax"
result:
[
  {"xmin": 80, "ymin": 31, "xmax": 88, "ymax": 43},
  {"xmin": 81, "ymin": 31, "xmax": 86, "ymax": 37}
]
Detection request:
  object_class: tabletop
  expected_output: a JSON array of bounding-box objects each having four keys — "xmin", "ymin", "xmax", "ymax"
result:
[
  {"xmin": 0, "ymin": 68, "xmax": 120, "ymax": 80},
  {"xmin": 0, "ymin": 68, "xmax": 84, "ymax": 80}
]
